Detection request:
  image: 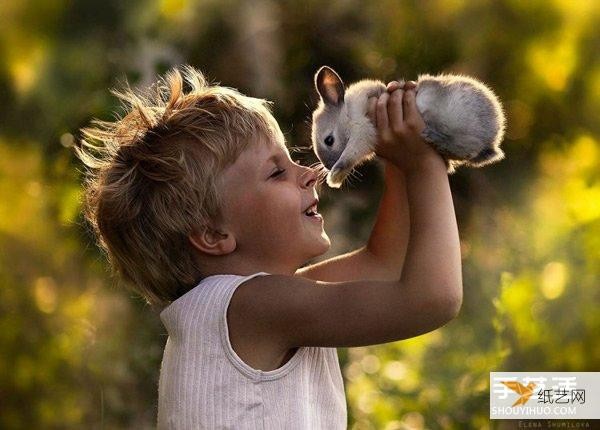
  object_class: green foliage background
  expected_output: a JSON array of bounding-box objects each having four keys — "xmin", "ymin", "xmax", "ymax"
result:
[{"xmin": 1, "ymin": 1, "xmax": 598, "ymax": 428}]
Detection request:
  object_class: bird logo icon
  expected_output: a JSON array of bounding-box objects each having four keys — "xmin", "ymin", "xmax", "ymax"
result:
[{"xmin": 501, "ymin": 381, "xmax": 537, "ymax": 407}]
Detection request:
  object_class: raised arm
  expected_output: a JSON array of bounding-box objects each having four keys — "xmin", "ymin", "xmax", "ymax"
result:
[
  {"xmin": 229, "ymin": 83, "xmax": 463, "ymax": 350},
  {"xmin": 295, "ymin": 94, "xmax": 412, "ymax": 283},
  {"xmin": 296, "ymin": 81, "xmax": 461, "ymax": 292},
  {"xmin": 294, "ymin": 160, "xmax": 409, "ymax": 282},
  {"xmin": 371, "ymin": 80, "xmax": 462, "ymax": 296},
  {"xmin": 398, "ymin": 155, "xmax": 462, "ymax": 298},
  {"xmin": 230, "ymin": 151, "xmax": 462, "ymax": 349},
  {"xmin": 364, "ymin": 160, "xmax": 410, "ymax": 280}
]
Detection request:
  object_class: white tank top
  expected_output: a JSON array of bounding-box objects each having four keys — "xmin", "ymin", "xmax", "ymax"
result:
[{"xmin": 157, "ymin": 271, "xmax": 348, "ymax": 429}]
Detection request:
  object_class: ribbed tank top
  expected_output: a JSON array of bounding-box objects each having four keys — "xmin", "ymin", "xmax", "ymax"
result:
[{"xmin": 156, "ymin": 271, "xmax": 348, "ymax": 429}]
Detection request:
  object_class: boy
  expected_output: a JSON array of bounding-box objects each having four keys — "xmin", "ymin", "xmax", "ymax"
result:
[{"xmin": 75, "ymin": 65, "xmax": 462, "ymax": 429}]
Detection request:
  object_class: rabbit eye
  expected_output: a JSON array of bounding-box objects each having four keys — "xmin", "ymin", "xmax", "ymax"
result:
[{"xmin": 324, "ymin": 135, "xmax": 334, "ymax": 146}]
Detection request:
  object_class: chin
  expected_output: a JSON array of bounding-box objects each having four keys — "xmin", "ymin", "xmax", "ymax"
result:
[
  {"xmin": 301, "ymin": 240, "xmax": 331, "ymax": 268},
  {"xmin": 313, "ymin": 232, "xmax": 331, "ymax": 256}
]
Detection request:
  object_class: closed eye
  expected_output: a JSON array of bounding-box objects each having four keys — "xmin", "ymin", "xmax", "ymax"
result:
[{"xmin": 270, "ymin": 169, "xmax": 286, "ymax": 179}]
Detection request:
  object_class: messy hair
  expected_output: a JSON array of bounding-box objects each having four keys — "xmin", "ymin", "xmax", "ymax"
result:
[{"xmin": 74, "ymin": 65, "xmax": 290, "ymax": 309}]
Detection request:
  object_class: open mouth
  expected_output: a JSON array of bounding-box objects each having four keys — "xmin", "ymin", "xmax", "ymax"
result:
[{"xmin": 302, "ymin": 199, "xmax": 322, "ymax": 220}]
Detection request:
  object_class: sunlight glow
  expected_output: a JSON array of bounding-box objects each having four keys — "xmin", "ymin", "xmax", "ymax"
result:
[
  {"xmin": 34, "ymin": 277, "xmax": 58, "ymax": 314},
  {"xmin": 527, "ymin": 36, "xmax": 577, "ymax": 92},
  {"xmin": 9, "ymin": 42, "xmax": 47, "ymax": 96},
  {"xmin": 540, "ymin": 261, "xmax": 568, "ymax": 300},
  {"xmin": 361, "ymin": 354, "xmax": 381, "ymax": 374},
  {"xmin": 383, "ymin": 361, "xmax": 408, "ymax": 381},
  {"xmin": 160, "ymin": 0, "xmax": 187, "ymax": 19}
]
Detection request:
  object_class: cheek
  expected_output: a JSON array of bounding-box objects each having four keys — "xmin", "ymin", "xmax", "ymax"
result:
[
  {"xmin": 267, "ymin": 195, "xmax": 300, "ymax": 228},
  {"xmin": 241, "ymin": 189, "xmax": 300, "ymax": 235}
]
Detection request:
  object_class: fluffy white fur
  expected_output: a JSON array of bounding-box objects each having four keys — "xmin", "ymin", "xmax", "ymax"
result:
[{"xmin": 311, "ymin": 66, "xmax": 507, "ymax": 188}]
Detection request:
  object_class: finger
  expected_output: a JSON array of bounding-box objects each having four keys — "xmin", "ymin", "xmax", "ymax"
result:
[
  {"xmin": 388, "ymin": 87, "xmax": 404, "ymax": 131},
  {"xmin": 404, "ymin": 80, "xmax": 417, "ymax": 91},
  {"xmin": 367, "ymin": 96, "xmax": 378, "ymax": 126},
  {"xmin": 403, "ymin": 88, "xmax": 425, "ymax": 128},
  {"xmin": 376, "ymin": 92, "xmax": 391, "ymax": 130},
  {"xmin": 386, "ymin": 80, "xmax": 402, "ymax": 92}
]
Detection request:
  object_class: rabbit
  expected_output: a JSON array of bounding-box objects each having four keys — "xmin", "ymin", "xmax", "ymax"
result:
[{"xmin": 311, "ymin": 66, "xmax": 507, "ymax": 188}]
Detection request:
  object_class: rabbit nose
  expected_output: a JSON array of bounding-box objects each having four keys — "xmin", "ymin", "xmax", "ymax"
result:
[
  {"xmin": 322, "ymin": 158, "xmax": 336, "ymax": 170},
  {"xmin": 335, "ymin": 161, "xmax": 346, "ymax": 170}
]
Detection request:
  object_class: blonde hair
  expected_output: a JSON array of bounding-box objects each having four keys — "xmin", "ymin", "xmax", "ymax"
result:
[{"xmin": 75, "ymin": 65, "xmax": 289, "ymax": 309}]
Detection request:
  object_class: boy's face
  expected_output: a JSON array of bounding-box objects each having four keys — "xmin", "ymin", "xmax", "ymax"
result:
[{"xmin": 216, "ymin": 135, "xmax": 330, "ymax": 272}]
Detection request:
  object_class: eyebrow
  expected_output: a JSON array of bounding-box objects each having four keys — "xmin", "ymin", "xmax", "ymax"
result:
[
  {"xmin": 263, "ymin": 154, "xmax": 281, "ymax": 166},
  {"xmin": 263, "ymin": 150, "xmax": 291, "ymax": 168}
]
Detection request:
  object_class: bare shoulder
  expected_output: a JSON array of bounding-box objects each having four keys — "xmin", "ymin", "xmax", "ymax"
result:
[
  {"xmin": 228, "ymin": 272, "xmax": 460, "ymax": 351},
  {"xmin": 227, "ymin": 275, "xmax": 298, "ymax": 371}
]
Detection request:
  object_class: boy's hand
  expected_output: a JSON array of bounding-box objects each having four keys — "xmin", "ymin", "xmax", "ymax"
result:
[{"xmin": 367, "ymin": 81, "xmax": 440, "ymax": 172}]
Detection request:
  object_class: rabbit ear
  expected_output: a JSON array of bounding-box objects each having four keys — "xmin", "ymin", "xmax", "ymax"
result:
[{"xmin": 315, "ymin": 66, "xmax": 345, "ymax": 106}]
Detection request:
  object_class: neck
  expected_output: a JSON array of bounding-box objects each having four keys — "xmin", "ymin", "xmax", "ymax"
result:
[{"xmin": 196, "ymin": 252, "xmax": 300, "ymax": 278}]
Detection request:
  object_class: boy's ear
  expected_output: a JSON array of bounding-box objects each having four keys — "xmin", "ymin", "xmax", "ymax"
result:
[
  {"xmin": 315, "ymin": 66, "xmax": 345, "ymax": 107},
  {"xmin": 188, "ymin": 224, "xmax": 236, "ymax": 256}
]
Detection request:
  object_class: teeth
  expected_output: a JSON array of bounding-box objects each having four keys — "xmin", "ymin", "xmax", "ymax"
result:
[{"xmin": 304, "ymin": 204, "xmax": 318, "ymax": 215}]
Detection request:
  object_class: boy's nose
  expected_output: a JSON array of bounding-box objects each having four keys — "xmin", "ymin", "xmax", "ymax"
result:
[{"xmin": 300, "ymin": 166, "xmax": 318, "ymax": 189}]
